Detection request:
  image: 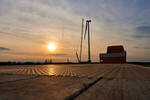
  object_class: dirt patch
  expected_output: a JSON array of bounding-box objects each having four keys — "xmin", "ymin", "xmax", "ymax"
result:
[{"xmin": 0, "ymin": 75, "xmax": 92, "ymax": 100}]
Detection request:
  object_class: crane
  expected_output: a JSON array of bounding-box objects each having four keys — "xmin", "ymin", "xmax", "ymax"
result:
[{"xmin": 79, "ymin": 18, "xmax": 84, "ymax": 62}]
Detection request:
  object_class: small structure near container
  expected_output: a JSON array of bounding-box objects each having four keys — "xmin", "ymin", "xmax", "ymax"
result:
[{"xmin": 99, "ymin": 45, "xmax": 126, "ymax": 63}]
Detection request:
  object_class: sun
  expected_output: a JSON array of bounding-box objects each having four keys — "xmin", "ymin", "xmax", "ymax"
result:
[{"xmin": 48, "ymin": 43, "xmax": 56, "ymax": 51}]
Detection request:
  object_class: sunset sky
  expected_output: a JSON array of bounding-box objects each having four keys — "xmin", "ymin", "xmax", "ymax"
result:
[{"xmin": 0, "ymin": 0, "xmax": 150, "ymax": 62}]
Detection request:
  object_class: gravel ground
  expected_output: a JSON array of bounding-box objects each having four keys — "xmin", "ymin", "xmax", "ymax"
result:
[
  {"xmin": 76, "ymin": 64, "xmax": 150, "ymax": 100},
  {"xmin": 0, "ymin": 75, "xmax": 92, "ymax": 100},
  {"xmin": 0, "ymin": 64, "xmax": 150, "ymax": 100}
]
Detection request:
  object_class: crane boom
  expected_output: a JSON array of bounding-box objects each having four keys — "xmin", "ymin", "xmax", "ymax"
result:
[{"xmin": 79, "ymin": 19, "xmax": 84, "ymax": 61}]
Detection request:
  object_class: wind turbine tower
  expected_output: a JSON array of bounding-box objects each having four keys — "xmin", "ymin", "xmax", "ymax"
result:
[{"xmin": 84, "ymin": 20, "xmax": 92, "ymax": 63}]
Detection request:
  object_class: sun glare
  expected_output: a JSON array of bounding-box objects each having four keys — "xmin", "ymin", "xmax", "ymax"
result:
[{"xmin": 48, "ymin": 43, "xmax": 56, "ymax": 51}]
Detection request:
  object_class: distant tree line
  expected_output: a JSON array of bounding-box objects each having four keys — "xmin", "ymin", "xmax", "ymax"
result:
[
  {"xmin": 0, "ymin": 61, "xmax": 101, "ymax": 66},
  {"xmin": 1, "ymin": 61, "xmax": 149, "ymax": 66}
]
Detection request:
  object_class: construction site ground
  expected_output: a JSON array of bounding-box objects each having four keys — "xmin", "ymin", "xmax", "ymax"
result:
[{"xmin": 0, "ymin": 64, "xmax": 150, "ymax": 100}]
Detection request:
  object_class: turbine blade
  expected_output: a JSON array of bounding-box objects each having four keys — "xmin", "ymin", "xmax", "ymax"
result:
[
  {"xmin": 76, "ymin": 51, "xmax": 80, "ymax": 62},
  {"xmin": 84, "ymin": 22, "xmax": 88, "ymax": 39}
]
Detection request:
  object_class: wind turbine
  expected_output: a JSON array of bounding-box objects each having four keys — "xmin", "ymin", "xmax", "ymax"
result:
[{"xmin": 84, "ymin": 20, "xmax": 92, "ymax": 63}]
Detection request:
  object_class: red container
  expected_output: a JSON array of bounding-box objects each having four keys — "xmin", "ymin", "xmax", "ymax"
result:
[{"xmin": 100, "ymin": 45, "xmax": 126, "ymax": 63}]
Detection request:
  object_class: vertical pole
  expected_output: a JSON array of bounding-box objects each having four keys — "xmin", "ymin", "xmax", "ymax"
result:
[
  {"xmin": 88, "ymin": 21, "xmax": 91, "ymax": 63},
  {"xmin": 79, "ymin": 19, "xmax": 84, "ymax": 62}
]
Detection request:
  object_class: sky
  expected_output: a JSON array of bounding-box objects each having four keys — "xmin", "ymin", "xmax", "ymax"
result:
[{"xmin": 0, "ymin": 0, "xmax": 150, "ymax": 62}]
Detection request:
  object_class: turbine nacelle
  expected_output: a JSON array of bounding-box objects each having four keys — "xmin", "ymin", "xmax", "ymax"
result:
[{"xmin": 84, "ymin": 20, "xmax": 91, "ymax": 39}]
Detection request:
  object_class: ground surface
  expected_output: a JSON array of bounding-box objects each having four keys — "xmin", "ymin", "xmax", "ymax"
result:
[{"xmin": 0, "ymin": 64, "xmax": 150, "ymax": 100}]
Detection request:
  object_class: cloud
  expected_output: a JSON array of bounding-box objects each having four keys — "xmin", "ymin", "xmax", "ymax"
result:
[
  {"xmin": 12, "ymin": 52, "xmax": 69, "ymax": 57},
  {"xmin": 49, "ymin": 53, "xmax": 68, "ymax": 57},
  {"xmin": 134, "ymin": 46, "xmax": 150, "ymax": 50},
  {"xmin": 0, "ymin": 50, "xmax": 69, "ymax": 58},
  {"xmin": 0, "ymin": 0, "xmax": 81, "ymax": 45},
  {"xmin": 0, "ymin": 46, "xmax": 11, "ymax": 51},
  {"xmin": 136, "ymin": 26, "xmax": 150, "ymax": 34},
  {"xmin": 0, "ymin": 30, "xmax": 47, "ymax": 44},
  {"xmin": 132, "ymin": 26, "xmax": 150, "ymax": 38},
  {"xmin": 0, "ymin": 0, "xmax": 150, "ymax": 62}
]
